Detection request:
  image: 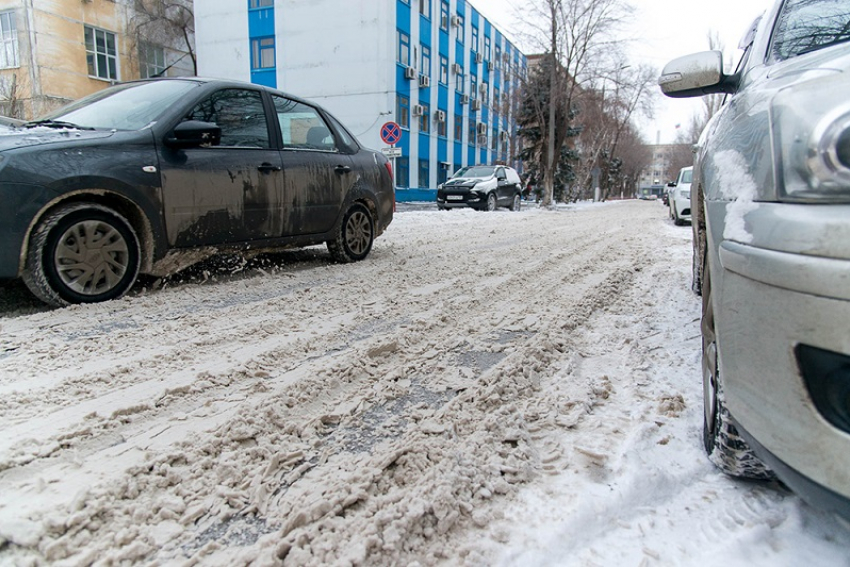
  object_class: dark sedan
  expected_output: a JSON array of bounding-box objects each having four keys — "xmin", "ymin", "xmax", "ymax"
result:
[{"xmin": 0, "ymin": 78, "xmax": 394, "ymax": 307}]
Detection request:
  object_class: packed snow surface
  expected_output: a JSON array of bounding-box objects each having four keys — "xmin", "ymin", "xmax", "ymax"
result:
[{"xmin": 0, "ymin": 201, "xmax": 847, "ymax": 566}]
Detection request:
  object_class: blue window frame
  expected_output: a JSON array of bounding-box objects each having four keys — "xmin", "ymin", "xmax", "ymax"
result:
[
  {"xmin": 419, "ymin": 0, "xmax": 431, "ymax": 17},
  {"xmin": 471, "ymin": 26, "xmax": 479, "ymax": 53},
  {"xmin": 439, "ymin": 55, "xmax": 448, "ymax": 85},
  {"xmin": 484, "ymin": 36, "xmax": 491, "ymax": 61},
  {"xmin": 397, "ymin": 94, "xmax": 410, "ymax": 128},
  {"xmin": 398, "ymin": 31, "xmax": 411, "ymax": 65},
  {"xmin": 251, "ymin": 36, "xmax": 275, "ymax": 70},
  {"xmin": 397, "ymin": 157, "xmax": 410, "ymax": 187},
  {"xmin": 418, "ymin": 159, "xmax": 430, "ymax": 188},
  {"xmin": 421, "ymin": 44, "xmax": 431, "ymax": 76},
  {"xmin": 456, "ymin": 70, "xmax": 464, "ymax": 93},
  {"xmin": 440, "ymin": 1, "xmax": 449, "ymax": 31},
  {"xmin": 456, "ymin": 14, "xmax": 465, "ymax": 43},
  {"xmin": 248, "ymin": 0, "xmax": 273, "ymax": 7}
]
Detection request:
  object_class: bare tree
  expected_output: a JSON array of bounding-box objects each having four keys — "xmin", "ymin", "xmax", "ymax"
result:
[
  {"xmin": 130, "ymin": 0, "xmax": 196, "ymax": 76},
  {"xmin": 515, "ymin": 0, "xmax": 634, "ymax": 207}
]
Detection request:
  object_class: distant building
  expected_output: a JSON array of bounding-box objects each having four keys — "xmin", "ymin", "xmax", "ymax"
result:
[
  {"xmin": 194, "ymin": 0, "xmax": 527, "ymax": 198},
  {"xmin": 0, "ymin": 0, "xmax": 195, "ymax": 119},
  {"xmin": 639, "ymin": 143, "xmax": 690, "ymax": 188}
]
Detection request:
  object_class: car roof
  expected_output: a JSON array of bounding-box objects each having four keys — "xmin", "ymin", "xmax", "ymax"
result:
[{"xmin": 119, "ymin": 76, "xmax": 319, "ymax": 109}]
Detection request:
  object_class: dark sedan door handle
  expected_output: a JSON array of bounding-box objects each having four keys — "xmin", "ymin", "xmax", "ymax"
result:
[
  {"xmin": 335, "ymin": 165, "xmax": 352, "ymax": 175},
  {"xmin": 258, "ymin": 163, "xmax": 282, "ymax": 173}
]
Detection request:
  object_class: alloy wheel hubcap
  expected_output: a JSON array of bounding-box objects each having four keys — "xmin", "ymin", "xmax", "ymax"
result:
[
  {"xmin": 345, "ymin": 211, "xmax": 372, "ymax": 255},
  {"xmin": 54, "ymin": 220, "xmax": 129, "ymax": 295}
]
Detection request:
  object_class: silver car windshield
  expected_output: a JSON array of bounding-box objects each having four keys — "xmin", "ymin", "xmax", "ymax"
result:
[
  {"xmin": 453, "ymin": 166, "xmax": 495, "ymax": 179},
  {"xmin": 37, "ymin": 80, "xmax": 201, "ymax": 131},
  {"xmin": 771, "ymin": 0, "xmax": 850, "ymax": 61}
]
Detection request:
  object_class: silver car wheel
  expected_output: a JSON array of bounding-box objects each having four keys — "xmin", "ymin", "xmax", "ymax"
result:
[
  {"xmin": 54, "ymin": 220, "xmax": 131, "ymax": 295},
  {"xmin": 486, "ymin": 193, "xmax": 497, "ymax": 211}
]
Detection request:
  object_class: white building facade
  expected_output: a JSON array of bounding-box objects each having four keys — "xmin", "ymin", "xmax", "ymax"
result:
[{"xmin": 194, "ymin": 0, "xmax": 527, "ymax": 198}]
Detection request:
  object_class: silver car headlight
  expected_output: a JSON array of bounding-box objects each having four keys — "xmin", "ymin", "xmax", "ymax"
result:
[{"xmin": 773, "ymin": 73, "xmax": 850, "ymax": 202}]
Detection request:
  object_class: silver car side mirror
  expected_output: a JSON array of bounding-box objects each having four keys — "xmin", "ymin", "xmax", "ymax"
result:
[{"xmin": 658, "ymin": 50, "xmax": 736, "ymax": 98}]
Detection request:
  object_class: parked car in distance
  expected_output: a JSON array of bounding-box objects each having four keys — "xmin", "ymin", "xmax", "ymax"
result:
[
  {"xmin": 667, "ymin": 166, "xmax": 693, "ymax": 225},
  {"xmin": 638, "ymin": 185, "xmax": 665, "ymax": 200},
  {"xmin": 0, "ymin": 78, "xmax": 395, "ymax": 307},
  {"xmin": 659, "ymin": 0, "xmax": 850, "ymax": 520},
  {"xmin": 437, "ymin": 165, "xmax": 522, "ymax": 211}
]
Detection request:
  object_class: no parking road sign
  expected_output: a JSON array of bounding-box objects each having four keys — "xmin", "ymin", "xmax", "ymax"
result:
[{"xmin": 380, "ymin": 122, "xmax": 402, "ymax": 145}]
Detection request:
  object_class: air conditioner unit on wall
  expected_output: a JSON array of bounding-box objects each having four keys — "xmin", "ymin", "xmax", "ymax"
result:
[
  {"xmin": 460, "ymin": 94, "xmax": 469, "ymax": 105},
  {"xmin": 487, "ymin": 61, "xmax": 494, "ymax": 71},
  {"xmin": 471, "ymin": 99, "xmax": 481, "ymax": 111},
  {"xmin": 475, "ymin": 53, "xmax": 483, "ymax": 64},
  {"xmin": 477, "ymin": 134, "xmax": 488, "ymax": 146},
  {"xmin": 412, "ymin": 104, "xmax": 424, "ymax": 116},
  {"xmin": 500, "ymin": 131, "xmax": 509, "ymax": 142},
  {"xmin": 451, "ymin": 15, "xmax": 460, "ymax": 27},
  {"xmin": 419, "ymin": 75, "xmax": 430, "ymax": 87},
  {"xmin": 435, "ymin": 110, "xmax": 446, "ymax": 122},
  {"xmin": 476, "ymin": 123, "xmax": 487, "ymax": 135},
  {"xmin": 405, "ymin": 66, "xmax": 417, "ymax": 80},
  {"xmin": 451, "ymin": 63, "xmax": 461, "ymax": 74}
]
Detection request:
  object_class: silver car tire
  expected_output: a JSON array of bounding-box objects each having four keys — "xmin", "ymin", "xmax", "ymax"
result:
[
  {"xmin": 486, "ymin": 193, "xmax": 497, "ymax": 212},
  {"xmin": 327, "ymin": 203, "xmax": 374, "ymax": 263},
  {"xmin": 701, "ymin": 251, "xmax": 774, "ymax": 480},
  {"xmin": 23, "ymin": 203, "xmax": 140, "ymax": 307}
]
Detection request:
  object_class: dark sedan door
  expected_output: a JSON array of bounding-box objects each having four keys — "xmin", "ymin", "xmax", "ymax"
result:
[
  {"xmin": 159, "ymin": 88, "xmax": 285, "ymax": 247},
  {"xmin": 271, "ymin": 94, "xmax": 355, "ymax": 235}
]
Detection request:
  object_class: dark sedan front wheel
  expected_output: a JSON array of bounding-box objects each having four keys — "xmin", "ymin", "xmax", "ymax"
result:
[
  {"xmin": 23, "ymin": 203, "xmax": 141, "ymax": 307},
  {"xmin": 327, "ymin": 203, "xmax": 374, "ymax": 263}
]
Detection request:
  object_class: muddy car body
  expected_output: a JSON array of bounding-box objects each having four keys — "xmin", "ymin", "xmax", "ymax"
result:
[{"xmin": 0, "ymin": 78, "xmax": 394, "ymax": 306}]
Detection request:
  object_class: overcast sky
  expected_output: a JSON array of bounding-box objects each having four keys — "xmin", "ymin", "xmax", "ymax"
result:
[{"xmin": 476, "ymin": 0, "xmax": 773, "ymax": 144}]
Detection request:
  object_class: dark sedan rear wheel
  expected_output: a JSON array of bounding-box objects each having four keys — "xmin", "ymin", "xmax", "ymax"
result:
[
  {"xmin": 701, "ymin": 252, "xmax": 773, "ymax": 480},
  {"xmin": 23, "ymin": 203, "xmax": 140, "ymax": 307},
  {"xmin": 327, "ymin": 203, "xmax": 374, "ymax": 262},
  {"xmin": 510, "ymin": 194, "xmax": 521, "ymax": 211}
]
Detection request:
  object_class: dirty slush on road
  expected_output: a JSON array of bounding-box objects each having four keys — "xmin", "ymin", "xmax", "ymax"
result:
[{"xmin": 1, "ymin": 202, "xmax": 686, "ymax": 565}]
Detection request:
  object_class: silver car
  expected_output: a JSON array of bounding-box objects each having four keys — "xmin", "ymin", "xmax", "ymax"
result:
[
  {"xmin": 668, "ymin": 166, "xmax": 693, "ymax": 226},
  {"xmin": 660, "ymin": 0, "xmax": 850, "ymax": 520}
]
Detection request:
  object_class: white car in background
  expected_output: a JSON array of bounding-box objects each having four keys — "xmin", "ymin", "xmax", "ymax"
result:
[{"xmin": 668, "ymin": 166, "xmax": 693, "ymax": 225}]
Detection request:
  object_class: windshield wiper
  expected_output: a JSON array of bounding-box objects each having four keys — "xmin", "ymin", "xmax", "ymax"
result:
[{"xmin": 24, "ymin": 119, "xmax": 95, "ymax": 131}]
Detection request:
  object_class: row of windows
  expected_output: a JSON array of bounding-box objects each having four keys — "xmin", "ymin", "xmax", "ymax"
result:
[
  {"xmin": 0, "ymin": 10, "xmax": 167, "ymax": 81},
  {"xmin": 396, "ymin": 94, "xmax": 510, "ymax": 148}
]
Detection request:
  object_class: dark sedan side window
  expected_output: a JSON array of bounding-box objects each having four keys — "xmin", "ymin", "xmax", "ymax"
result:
[
  {"xmin": 272, "ymin": 95, "xmax": 337, "ymax": 152},
  {"xmin": 183, "ymin": 89, "xmax": 271, "ymax": 148},
  {"xmin": 770, "ymin": 0, "xmax": 850, "ymax": 61}
]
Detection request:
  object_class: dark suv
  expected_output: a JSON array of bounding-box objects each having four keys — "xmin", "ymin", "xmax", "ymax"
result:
[{"xmin": 0, "ymin": 79, "xmax": 395, "ymax": 307}]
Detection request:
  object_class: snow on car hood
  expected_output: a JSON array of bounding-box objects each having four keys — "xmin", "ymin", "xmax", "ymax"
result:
[{"xmin": 0, "ymin": 128, "xmax": 116, "ymax": 152}]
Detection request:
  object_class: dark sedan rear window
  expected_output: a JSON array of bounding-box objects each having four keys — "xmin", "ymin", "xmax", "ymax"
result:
[{"xmin": 770, "ymin": 0, "xmax": 850, "ymax": 61}]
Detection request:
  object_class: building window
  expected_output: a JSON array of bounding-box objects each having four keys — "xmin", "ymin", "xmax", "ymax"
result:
[
  {"xmin": 468, "ymin": 117, "xmax": 476, "ymax": 145},
  {"xmin": 471, "ymin": 26, "xmax": 479, "ymax": 53},
  {"xmin": 470, "ymin": 75, "xmax": 477, "ymax": 99},
  {"xmin": 139, "ymin": 42, "xmax": 166, "ymax": 78},
  {"xmin": 454, "ymin": 114, "xmax": 463, "ymax": 141},
  {"xmin": 419, "ymin": 103, "xmax": 430, "ymax": 133},
  {"xmin": 495, "ymin": 45, "xmax": 502, "ymax": 68},
  {"xmin": 491, "ymin": 129, "xmax": 498, "ymax": 151},
  {"xmin": 481, "ymin": 82, "xmax": 489, "ymax": 103},
  {"xmin": 438, "ymin": 163, "xmax": 449, "ymax": 185},
  {"xmin": 439, "ymin": 55, "xmax": 448, "ymax": 85},
  {"xmin": 418, "ymin": 159, "xmax": 429, "ymax": 188},
  {"xmin": 397, "ymin": 157, "xmax": 410, "ymax": 187},
  {"xmin": 0, "ymin": 11, "xmax": 18, "ymax": 69},
  {"xmin": 421, "ymin": 45, "xmax": 430, "ymax": 76},
  {"xmin": 455, "ymin": 70, "xmax": 464, "ymax": 93},
  {"xmin": 249, "ymin": 0, "xmax": 274, "ymax": 7},
  {"xmin": 397, "ymin": 94, "xmax": 410, "ymax": 128},
  {"xmin": 456, "ymin": 14, "xmax": 465, "ymax": 43},
  {"xmin": 484, "ymin": 36, "xmax": 491, "ymax": 61},
  {"xmin": 84, "ymin": 26, "xmax": 118, "ymax": 80},
  {"xmin": 440, "ymin": 1, "xmax": 449, "ymax": 31},
  {"xmin": 398, "ymin": 31, "xmax": 410, "ymax": 66},
  {"xmin": 419, "ymin": 0, "xmax": 431, "ymax": 17},
  {"xmin": 251, "ymin": 37, "xmax": 275, "ymax": 70}
]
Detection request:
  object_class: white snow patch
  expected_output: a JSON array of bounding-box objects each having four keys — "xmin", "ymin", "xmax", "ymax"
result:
[{"xmin": 712, "ymin": 150, "xmax": 760, "ymax": 243}]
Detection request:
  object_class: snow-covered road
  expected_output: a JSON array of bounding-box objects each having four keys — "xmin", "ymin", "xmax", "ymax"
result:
[{"xmin": 1, "ymin": 200, "xmax": 847, "ymax": 566}]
